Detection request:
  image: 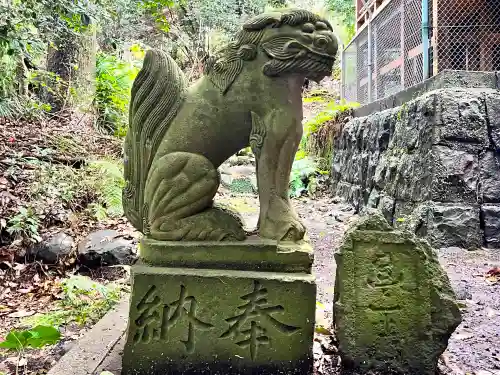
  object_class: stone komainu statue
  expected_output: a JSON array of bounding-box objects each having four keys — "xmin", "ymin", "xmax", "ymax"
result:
[{"xmin": 123, "ymin": 9, "xmax": 338, "ymax": 242}]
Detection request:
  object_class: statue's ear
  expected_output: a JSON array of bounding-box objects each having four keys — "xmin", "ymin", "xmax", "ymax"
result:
[{"xmin": 208, "ymin": 55, "xmax": 244, "ymax": 95}]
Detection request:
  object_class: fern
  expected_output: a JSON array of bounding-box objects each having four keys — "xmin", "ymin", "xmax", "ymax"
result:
[
  {"xmin": 85, "ymin": 159, "xmax": 125, "ymax": 218},
  {"xmin": 303, "ymin": 99, "xmax": 360, "ymax": 135},
  {"xmin": 0, "ymin": 99, "xmax": 15, "ymax": 117}
]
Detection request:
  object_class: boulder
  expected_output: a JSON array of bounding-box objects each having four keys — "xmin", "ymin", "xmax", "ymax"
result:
[
  {"xmin": 77, "ymin": 230, "xmax": 136, "ymax": 268},
  {"xmin": 334, "ymin": 210, "xmax": 461, "ymax": 375},
  {"xmin": 31, "ymin": 232, "xmax": 74, "ymax": 264},
  {"xmin": 431, "ymin": 146, "xmax": 478, "ymax": 204}
]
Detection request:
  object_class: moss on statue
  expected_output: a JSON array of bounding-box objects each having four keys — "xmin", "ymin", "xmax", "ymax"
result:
[
  {"xmin": 122, "ymin": 8, "xmax": 339, "ymax": 243},
  {"xmin": 333, "ymin": 210, "xmax": 462, "ymax": 375}
]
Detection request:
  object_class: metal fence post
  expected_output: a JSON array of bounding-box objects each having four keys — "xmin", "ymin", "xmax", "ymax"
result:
[
  {"xmin": 367, "ymin": 18, "xmax": 373, "ymax": 103},
  {"xmin": 359, "ymin": 0, "xmax": 374, "ymax": 103},
  {"xmin": 340, "ymin": 46, "xmax": 346, "ymax": 100},
  {"xmin": 422, "ymin": 0, "xmax": 430, "ymax": 79}
]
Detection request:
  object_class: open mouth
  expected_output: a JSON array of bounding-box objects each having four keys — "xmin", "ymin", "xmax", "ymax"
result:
[{"xmin": 304, "ymin": 53, "xmax": 335, "ymax": 80}]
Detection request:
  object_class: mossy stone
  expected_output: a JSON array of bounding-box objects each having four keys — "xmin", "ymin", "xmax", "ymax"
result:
[
  {"xmin": 122, "ymin": 265, "xmax": 316, "ymax": 375},
  {"xmin": 333, "ymin": 210, "xmax": 462, "ymax": 375}
]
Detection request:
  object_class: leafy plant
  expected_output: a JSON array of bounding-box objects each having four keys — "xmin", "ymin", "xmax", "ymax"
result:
[
  {"xmin": 0, "ymin": 326, "xmax": 61, "ymax": 351},
  {"xmin": 95, "ymin": 52, "xmax": 140, "ymax": 135},
  {"xmin": 22, "ymin": 275, "xmax": 121, "ymax": 327},
  {"xmin": 6, "ymin": 207, "xmax": 41, "ymax": 243},
  {"xmin": 303, "ymin": 99, "xmax": 360, "ymax": 135},
  {"xmin": 84, "ymin": 159, "xmax": 125, "ymax": 219},
  {"xmin": 0, "ymin": 325, "xmax": 61, "ymax": 374},
  {"xmin": 289, "ymin": 157, "xmax": 319, "ymax": 198}
]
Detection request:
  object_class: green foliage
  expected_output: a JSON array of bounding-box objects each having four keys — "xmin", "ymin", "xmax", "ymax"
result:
[
  {"xmin": 303, "ymin": 96, "xmax": 326, "ymax": 103},
  {"xmin": 140, "ymin": 0, "xmax": 175, "ymax": 32},
  {"xmin": 324, "ymin": 0, "xmax": 355, "ymax": 41},
  {"xmin": 303, "ymin": 100, "xmax": 360, "ymax": 135},
  {"xmin": 31, "ymin": 162, "xmax": 84, "ymax": 208},
  {"xmin": 22, "ymin": 275, "xmax": 120, "ymax": 328},
  {"xmin": 0, "ymin": 326, "xmax": 61, "ymax": 351},
  {"xmin": 25, "ymin": 156, "xmax": 124, "ymax": 227},
  {"xmin": 0, "ymin": 96, "xmax": 52, "ymax": 120},
  {"xmin": 6, "ymin": 207, "xmax": 41, "ymax": 244},
  {"xmin": 95, "ymin": 52, "xmax": 140, "ymax": 135},
  {"xmin": 289, "ymin": 157, "xmax": 319, "ymax": 198},
  {"xmin": 84, "ymin": 159, "xmax": 125, "ymax": 218}
]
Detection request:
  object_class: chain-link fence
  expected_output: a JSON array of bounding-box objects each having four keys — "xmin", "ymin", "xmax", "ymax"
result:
[
  {"xmin": 341, "ymin": 0, "xmax": 500, "ymax": 105},
  {"xmin": 433, "ymin": 0, "xmax": 500, "ymax": 73}
]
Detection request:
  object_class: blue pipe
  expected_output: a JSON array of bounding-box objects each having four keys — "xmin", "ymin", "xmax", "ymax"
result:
[{"xmin": 422, "ymin": 0, "xmax": 430, "ymax": 79}]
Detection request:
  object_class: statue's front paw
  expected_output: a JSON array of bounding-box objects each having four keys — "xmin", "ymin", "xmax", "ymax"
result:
[
  {"xmin": 281, "ymin": 219, "xmax": 306, "ymax": 242},
  {"xmin": 259, "ymin": 213, "xmax": 306, "ymax": 242}
]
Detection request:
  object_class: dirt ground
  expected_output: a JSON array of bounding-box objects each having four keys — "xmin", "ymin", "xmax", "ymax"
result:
[{"xmin": 217, "ymin": 187, "xmax": 500, "ymax": 375}]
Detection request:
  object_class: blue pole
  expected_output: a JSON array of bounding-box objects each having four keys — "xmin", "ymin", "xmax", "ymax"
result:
[{"xmin": 422, "ymin": 0, "xmax": 430, "ymax": 79}]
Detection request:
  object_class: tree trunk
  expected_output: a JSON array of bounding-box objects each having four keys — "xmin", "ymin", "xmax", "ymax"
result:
[
  {"xmin": 45, "ymin": 21, "xmax": 97, "ymax": 112},
  {"xmin": 15, "ymin": 52, "xmax": 29, "ymax": 96}
]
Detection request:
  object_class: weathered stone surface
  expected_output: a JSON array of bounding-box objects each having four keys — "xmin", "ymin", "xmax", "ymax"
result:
[
  {"xmin": 78, "ymin": 230, "xmax": 136, "ymax": 267},
  {"xmin": 482, "ymin": 204, "xmax": 500, "ymax": 248},
  {"xmin": 122, "ymin": 9, "xmax": 338, "ymax": 243},
  {"xmin": 484, "ymin": 91, "xmax": 500, "ymax": 151},
  {"xmin": 139, "ymin": 237, "xmax": 313, "ymax": 273},
  {"xmin": 480, "ymin": 151, "xmax": 500, "ymax": 203},
  {"xmin": 31, "ymin": 232, "xmax": 74, "ymax": 264},
  {"xmin": 428, "ymin": 204, "xmax": 482, "ymax": 249},
  {"xmin": 331, "ymin": 87, "xmax": 500, "ymax": 248},
  {"xmin": 434, "ymin": 90, "xmax": 490, "ymax": 153},
  {"xmin": 431, "ymin": 146, "xmax": 478, "ymax": 203},
  {"xmin": 334, "ymin": 211, "xmax": 461, "ymax": 375},
  {"xmin": 122, "ymin": 265, "xmax": 316, "ymax": 375}
]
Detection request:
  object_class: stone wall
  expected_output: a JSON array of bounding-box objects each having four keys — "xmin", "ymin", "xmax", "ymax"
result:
[{"xmin": 331, "ymin": 88, "xmax": 500, "ymax": 249}]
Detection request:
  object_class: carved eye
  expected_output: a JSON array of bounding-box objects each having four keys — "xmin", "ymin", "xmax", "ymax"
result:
[
  {"xmin": 302, "ymin": 23, "xmax": 315, "ymax": 33},
  {"xmin": 314, "ymin": 36, "xmax": 329, "ymax": 49}
]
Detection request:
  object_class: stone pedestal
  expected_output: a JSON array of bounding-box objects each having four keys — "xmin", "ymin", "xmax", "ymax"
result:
[{"xmin": 122, "ymin": 238, "xmax": 316, "ymax": 375}]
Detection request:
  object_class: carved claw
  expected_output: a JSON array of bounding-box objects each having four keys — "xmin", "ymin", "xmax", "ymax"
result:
[{"xmin": 259, "ymin": 213, "xmax": 306, "ymax": 242}]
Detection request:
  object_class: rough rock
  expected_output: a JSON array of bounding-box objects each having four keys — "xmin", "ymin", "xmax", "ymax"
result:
[
  {"xmin": 31, "ymin": 232, "xmax": 74, "ymax": 264},
  {"xmin": 482, "ymin": 204, "xmax": 500, "ymax": 248},
  {"xmin": 334, "ymin": 210, "xmax": 462, "ymax": 375},
  {"xmin": 480, "ymin": 151, "xmax": 500, "ymax": 203},
  {"xmin": 77, "ymin": 230, "xmax": 136, "ymax": 267},
  {"xmin": 331, "ymin": 87, "xmax": 500, "ymax": 248}
]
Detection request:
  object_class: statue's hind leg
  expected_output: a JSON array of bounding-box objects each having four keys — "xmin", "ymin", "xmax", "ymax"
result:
[{"xmin": 144, "ymin": 152, "xmax": 246, "ymax": 241}]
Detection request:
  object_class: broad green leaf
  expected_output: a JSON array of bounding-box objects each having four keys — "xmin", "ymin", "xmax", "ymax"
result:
[{"xmin": 26, "ymin": 325, "xmax": 61, "ymax": 348}]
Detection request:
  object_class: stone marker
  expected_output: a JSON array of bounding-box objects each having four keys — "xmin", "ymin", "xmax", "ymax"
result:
[
  {"xmin": 333, "ymin": 210, "xmax": 462, "ymax": 375},
  {"xmin": 120, "ymin": 8, "xmax": 339, "ymax": 375}
]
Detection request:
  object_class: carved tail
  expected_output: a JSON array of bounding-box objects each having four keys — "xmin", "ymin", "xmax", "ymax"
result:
[{"xmin": 123, "ymin": 49, "xmax": 187, "ymax": 232}]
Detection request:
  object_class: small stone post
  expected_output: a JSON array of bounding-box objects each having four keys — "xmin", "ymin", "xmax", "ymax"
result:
[{"xmin": 333, "ymin": 210, "xmax": 462, "ymax": 374}]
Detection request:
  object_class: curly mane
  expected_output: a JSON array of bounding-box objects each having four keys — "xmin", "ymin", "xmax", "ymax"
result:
[{"xmin": 204, "ymin": 9, "xmax": 333, "ymax": 94}]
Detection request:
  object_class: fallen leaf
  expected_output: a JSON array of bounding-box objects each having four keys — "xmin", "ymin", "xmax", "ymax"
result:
[
  {"xmin": 8, "ymin": 310, "xmax": 35, "ymax": 318},
  {"xmin": 487, "ymin": 267, "xmax": 500, "ymax": 276}
]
